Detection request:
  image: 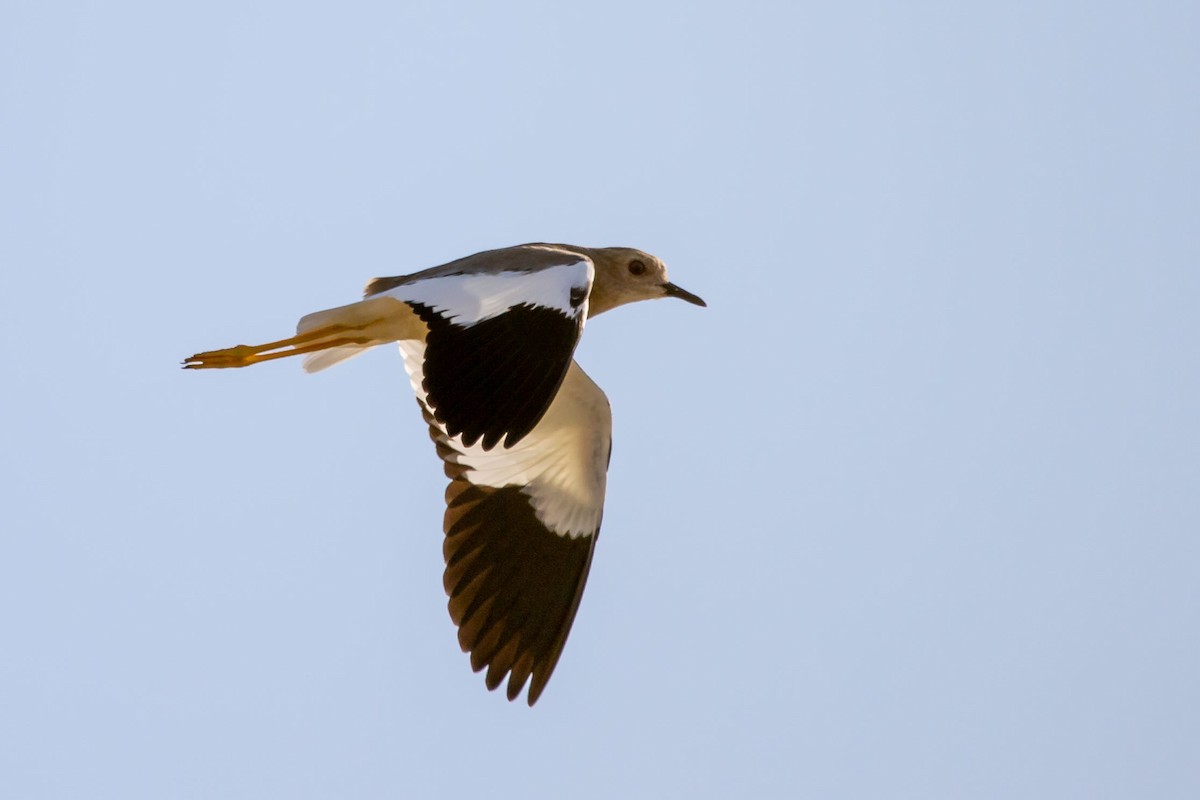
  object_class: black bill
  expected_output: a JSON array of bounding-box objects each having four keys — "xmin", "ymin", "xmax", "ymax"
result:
[{"xmin": 662, "ymin": 282, "xmax": 707, "ymax": 307}]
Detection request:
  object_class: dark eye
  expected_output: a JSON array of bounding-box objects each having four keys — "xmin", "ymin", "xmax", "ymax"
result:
[{"xmin": 628, "ymin": 260, "xmax": 646, "ymax": 276}]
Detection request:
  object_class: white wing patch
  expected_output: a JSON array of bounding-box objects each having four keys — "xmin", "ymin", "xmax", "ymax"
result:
[
  {"xmin": 401, "ymin": 341, "xmax": 611, "ymax": 539},
  {"xmin": 379, "ymin": 260, "xmax": 593, "ymax": 326}
]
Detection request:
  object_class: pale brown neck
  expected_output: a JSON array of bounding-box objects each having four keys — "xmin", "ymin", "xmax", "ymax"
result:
[{"xmin": 585, "ymin": 280, "xmax": 621, "ymax": 317}]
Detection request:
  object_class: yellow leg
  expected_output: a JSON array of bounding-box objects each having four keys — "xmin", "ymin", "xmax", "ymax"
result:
[{"xmin": 183, "ymin": 324, "xmax": 368, "ymax": 369}]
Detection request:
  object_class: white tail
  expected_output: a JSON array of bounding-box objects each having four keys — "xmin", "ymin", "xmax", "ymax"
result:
[{"xmin": 295, "ymin": 296, "xmax": 425, "ymax": 373}]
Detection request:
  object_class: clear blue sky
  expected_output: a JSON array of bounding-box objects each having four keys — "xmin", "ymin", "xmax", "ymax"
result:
[{"xmin": 2, "ymin": 2, "xmax": 1197, "ymax": 797}]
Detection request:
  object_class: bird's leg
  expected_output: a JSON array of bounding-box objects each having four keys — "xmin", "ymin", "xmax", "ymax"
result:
[
  {"xmin": 182, "ymin": 324, "xmax": 370, "ymax": 369},
  {"xmin": 184, "ymin": 296, "xmax": 423, "ymax": 371}
]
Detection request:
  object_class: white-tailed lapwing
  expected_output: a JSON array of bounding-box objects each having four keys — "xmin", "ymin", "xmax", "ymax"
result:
[{"xmin": 184, "ymin": 243, "xmax": 705, "ymax": 704}]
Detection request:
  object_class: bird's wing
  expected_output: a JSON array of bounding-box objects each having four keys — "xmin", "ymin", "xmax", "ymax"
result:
[
  {"xmin": 402, "ymin": 353, "xmax": 612, "ymax": 705},
  {"xmin": 367, "ymin": 246, "xmax": 593, "ymax": 450}
]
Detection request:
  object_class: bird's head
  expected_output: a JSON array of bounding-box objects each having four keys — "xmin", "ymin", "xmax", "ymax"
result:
[{"xmin": 571, "ymin": 246, "xmax": 706, "ymax": 316}]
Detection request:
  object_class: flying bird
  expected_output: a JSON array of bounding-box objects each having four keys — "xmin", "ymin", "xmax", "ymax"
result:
[{"xmin": 184, "ymin": 243, "xmax": 705, "ymax": 704}]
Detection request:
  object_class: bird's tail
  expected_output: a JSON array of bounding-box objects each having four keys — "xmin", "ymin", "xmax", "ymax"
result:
[{"xmin": 182, "ymin": 296, "xmax": 423, "ymax": 372}]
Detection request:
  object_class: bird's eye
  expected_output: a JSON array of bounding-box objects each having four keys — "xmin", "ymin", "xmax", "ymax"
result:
[{"xmin": 628, "ymin": 260, "xmax": 646, "ymax": 276}]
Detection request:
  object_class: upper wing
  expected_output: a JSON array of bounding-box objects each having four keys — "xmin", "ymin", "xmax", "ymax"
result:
[
  {"xmin": 404, "ymin": 353, "xmax": 613, "ymax": 705},
  {"xmin": 368, "ymin": 245, "xmax": 594, "ymax": 450}
]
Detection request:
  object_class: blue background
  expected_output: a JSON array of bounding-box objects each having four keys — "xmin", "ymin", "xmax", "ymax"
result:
[{"xmin": 2, "ymin": 2, "xmax": 1197, "ymax": 797}]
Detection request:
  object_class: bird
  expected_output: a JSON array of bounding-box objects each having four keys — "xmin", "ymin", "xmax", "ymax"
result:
[{"xmin": 183, "ymin": 242, "xmax": 706, "ymax": 705}]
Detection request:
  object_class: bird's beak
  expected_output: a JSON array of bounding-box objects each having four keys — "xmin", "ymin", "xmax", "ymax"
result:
[{"xmin": 661, "ymin": 282, "xmax": 707, "ymax": 307}]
